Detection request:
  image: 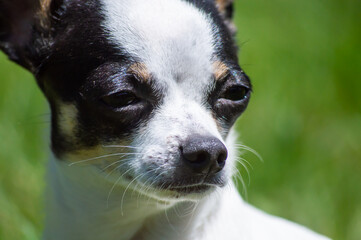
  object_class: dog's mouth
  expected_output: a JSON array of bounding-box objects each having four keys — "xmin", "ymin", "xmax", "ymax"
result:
[
  {"xmin": 159, "ymin": 176, "xmax": 226, "ymax": 197},
  {"xmin": 168, "ymin": 184, "xmax": 214, "ymax": 194}
]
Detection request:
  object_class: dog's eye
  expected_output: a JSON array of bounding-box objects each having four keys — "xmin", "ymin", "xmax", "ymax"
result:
[
  {"xmin": 221, "ymin": 86, "xmax": 249, "ymax": 101},
  {"xmin": 101, "ymin": 92, "xmax": 140, "ymax": 108}
]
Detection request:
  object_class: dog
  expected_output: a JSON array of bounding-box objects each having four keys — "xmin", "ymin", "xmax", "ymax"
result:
[{"xmin": 0, "ymin": 0, "xmax": 331, "ymax": 239}]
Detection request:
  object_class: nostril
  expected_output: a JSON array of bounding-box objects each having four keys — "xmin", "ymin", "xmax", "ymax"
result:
[
  {"xmin": 194, "ymin": 152, "xmax": 209, "ymax": 163},
  {"xmin": 217, "ymin": 153, "xmax": 227, "ymax": 168},
  {"xmin": 182, "ymin": 149, "xmax": 210, "ymax": 164}
]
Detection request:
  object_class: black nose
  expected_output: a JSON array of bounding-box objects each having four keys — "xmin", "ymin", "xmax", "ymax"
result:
[{"xmin": 181, "ymin": 135, "xmax": 228, "ymax": 174}]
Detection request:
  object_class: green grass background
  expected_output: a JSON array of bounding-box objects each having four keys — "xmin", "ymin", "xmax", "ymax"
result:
[{"xmin": 0, "ymin": 0, "xmax": 360, "ymax": 239}]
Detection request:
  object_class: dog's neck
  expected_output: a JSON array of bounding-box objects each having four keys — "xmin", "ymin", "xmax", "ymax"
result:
[{"xmin": 43, "ymin": 157, "xmax": 232, "ymax": 240}]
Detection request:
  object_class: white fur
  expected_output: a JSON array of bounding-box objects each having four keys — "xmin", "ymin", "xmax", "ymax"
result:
[{"xmin": 102, "ymin": 0, "xmax": 216, "ymax": 98}]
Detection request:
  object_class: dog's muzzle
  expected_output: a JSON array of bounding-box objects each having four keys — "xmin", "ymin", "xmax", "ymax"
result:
[{"xmin": 161, "ymin": 135, "xmax": 228, "ymax": 194}]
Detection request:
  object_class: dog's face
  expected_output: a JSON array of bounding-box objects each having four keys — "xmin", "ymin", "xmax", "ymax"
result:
[{"xmin": 1, "ymin": 0, "xmax": 251, "ymax": 201}]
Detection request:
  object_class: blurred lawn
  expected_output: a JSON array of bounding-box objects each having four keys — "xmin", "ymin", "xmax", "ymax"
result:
[{"xmin": 0, "ymin": 0, "xmax": 360, "ymax": 239}]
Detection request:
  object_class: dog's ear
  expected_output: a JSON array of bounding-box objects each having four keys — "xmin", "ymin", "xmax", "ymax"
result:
[
  {"xmin": 0, "ymin": 0, "xmax": 65, "ymax": 73},
  {"xmin": 214, "ymin": 0, "xmax": 236, "ymax": 35}
]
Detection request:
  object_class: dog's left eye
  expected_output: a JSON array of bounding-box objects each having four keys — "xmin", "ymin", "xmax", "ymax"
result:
[
  {"xmin": 221, "ymin": 85, "xmax": 249, "ymax": 102},
  {"xmin": 101, "ymin": 91, "xmax": 140, "ymax": 108}
]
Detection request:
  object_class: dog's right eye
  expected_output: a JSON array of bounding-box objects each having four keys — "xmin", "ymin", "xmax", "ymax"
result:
[{"xmin": 101, "ymin": 91, "xmax": 140, "ymax": 108}]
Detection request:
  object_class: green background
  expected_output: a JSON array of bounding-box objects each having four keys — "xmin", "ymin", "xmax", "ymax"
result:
[{"xmin": 0, "ymin": 0, "xmax": 360, "ymax": 239}]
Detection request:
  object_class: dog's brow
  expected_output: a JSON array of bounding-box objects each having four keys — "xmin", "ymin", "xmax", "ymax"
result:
[
  {"xmin": 215, "ymin": 0, "xmax": 232, "ymax": 13},
  {"xmin": 213, "ymin": 61, "xmax": 229, "ymax": 81},
  {"xmin": 128, "ymin": 62, "xmax": 151, "ymax": 83},
  {"xmin": 38, "ymin": 0, "xmax": 51, "ymax": 27}
]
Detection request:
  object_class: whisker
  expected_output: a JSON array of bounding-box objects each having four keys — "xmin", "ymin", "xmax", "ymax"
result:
[
  {"xmin": 104, "ymin": 160, "xmax": 133, "ymax": 179},
  {"xmin": 135, "ymin": 168, "xmax": 162, "ymax": 206},
  {"xmin": 107, "ymin": 168, "xmax": 133, "ymax": 208},
  {"xmin": 138, "ymin": 168, "xmax": 160, "ymax": 192},
  {"xmin": 68, "ymin": 152, "xmax": 142, "ymax": 166},
  {"xmin": 239, "ymin": 157, "xmax": 254, "ymax": 170},
  {"xmin": 164, "ymin": 205, "xmax": 179, "ymax": 235},
  {"xmin": 120, "ymin": 173, "xmax": 145, "ymax": 216},
  {"xmin": 235, "ymin": 157, "xmax": 251, "ymax": 185},
  {"xmin": 102, "ymin": 145, "xmax": 141, "ymax": 149},
  {"xmin": 233, "ymin": 167, "xmax": 248, "ymax": 199},
  {"xmin": 235, "ymin": 144, "xmax": 263, "ymax": 162},
  {"xmin": 101, "ymin": 157, "xmax": 130, "ymax": 172},
  {"xmin": 147, "ymin": 179, "xmax": 166, "ymax": 206},
  {"xmin": 184, "ymin": 201, "xmax": 199, "ymax": 230}
]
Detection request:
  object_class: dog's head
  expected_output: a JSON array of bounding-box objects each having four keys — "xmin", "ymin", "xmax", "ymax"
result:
[{"xmin": 1, "ymin": 0, "xmax": 251, "ymax": 201}]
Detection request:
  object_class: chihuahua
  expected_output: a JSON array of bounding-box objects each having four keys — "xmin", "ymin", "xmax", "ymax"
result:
[{"xmin": 0, "ymin": 0, "xmax": 330, "ymax": 239}]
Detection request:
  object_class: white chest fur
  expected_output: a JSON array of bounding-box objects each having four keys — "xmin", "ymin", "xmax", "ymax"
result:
[{"xmin": 43, "ymin": 156, "xmax": 329, "ymax": 240}]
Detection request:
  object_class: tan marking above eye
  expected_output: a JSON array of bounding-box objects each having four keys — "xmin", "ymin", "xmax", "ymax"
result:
[
  {"xmin": 214, "ymin": 0, "xmax": 237, "ymax": 35},
  {"xmin": 128, "ymin": 63, "xmax": 151, "ymax": 83},
  {"xmin": 213, "ymin": 61, "xmax": 229, "ymax": 81},
  {"xmin": 215, "ymin": 0, "xmax": 233, "ymax": 14},
  {"xmin": 37, "ymin": 0, "xmax": 52, "ymax": 28}
]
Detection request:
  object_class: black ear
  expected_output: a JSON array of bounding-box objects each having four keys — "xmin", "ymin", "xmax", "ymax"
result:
[
  {"xmin": 0, "ymin": 0, "xmax": 40, "ymax": 71},
  {"xmin": 0, "ymin": 0, "xmax": 65, "ymax": 72},
  {"xmin": 214, "ymin": 0, "xmax": 236, "ymax": 35}
]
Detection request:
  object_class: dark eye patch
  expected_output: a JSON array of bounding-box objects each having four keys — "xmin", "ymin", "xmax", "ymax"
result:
[
  {"xmin": 79, "ymin": 65, "xmax": 158, "ymax": 120},
  {"xmin": 208, "ymin": 69, "xmax": 252, "ymax": 131},
  {"xmin": 47, "ymin": 62, "xmax": 163, "ymax": 158}
]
